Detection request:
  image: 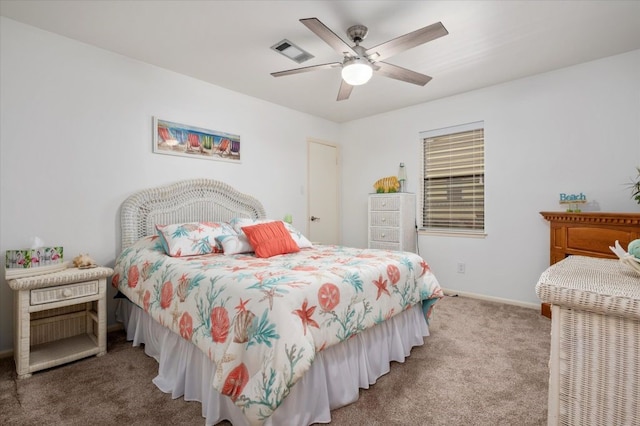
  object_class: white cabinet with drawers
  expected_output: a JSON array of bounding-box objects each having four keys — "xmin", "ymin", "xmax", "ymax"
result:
[
  {"xmin": 368, "ymin": 193, "xmax": 416, "ymax": 252},
  {"xmin": 7, "ymin": 266, "xmax": 113, "ymax": 378}
]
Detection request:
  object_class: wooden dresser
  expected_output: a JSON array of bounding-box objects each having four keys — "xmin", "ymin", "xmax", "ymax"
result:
[{"xmin": 539, "ymin": 211, "xmax": 640, "ymax": 317}]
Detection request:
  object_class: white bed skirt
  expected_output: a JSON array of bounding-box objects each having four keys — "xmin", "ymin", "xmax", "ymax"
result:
[{"xmin": 117, "ymin": 300, "xmax": 430, "ymax": 426}]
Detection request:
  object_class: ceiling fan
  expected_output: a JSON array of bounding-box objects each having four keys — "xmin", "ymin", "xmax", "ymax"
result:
[{"xmin": 271, "ymin": 17, "xmax": 448, "ymax": 101}]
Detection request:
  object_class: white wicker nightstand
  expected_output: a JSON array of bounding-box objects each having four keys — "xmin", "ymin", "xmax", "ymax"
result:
[{"xmin": 7, "ymin": 266, "xmax": 113, "ymax": 378}]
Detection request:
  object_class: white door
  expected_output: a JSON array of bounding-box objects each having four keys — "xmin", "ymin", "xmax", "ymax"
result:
[{"xmin": 308, "ymin": 139, "xmax": 339, "ymax": 244}]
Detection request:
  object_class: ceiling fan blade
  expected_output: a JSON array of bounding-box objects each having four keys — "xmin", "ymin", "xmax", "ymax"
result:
[
  {"xmin": 301, "ymin": 18, "xmax": 358, "ymax": 57},
  {"xmin": 337, "ymin": 80, "xmax": 353, "ymax": 101},
  {"xmin": 375, "ymin": 62, "xmax": 432, "ymax": 86},
  {"xmin": 271, "ymin": 62, "xmax": 341, "ymax": 77},
  {"xmin": 365, "ymin": 22, "xmax": 448, "ymax": 62}
]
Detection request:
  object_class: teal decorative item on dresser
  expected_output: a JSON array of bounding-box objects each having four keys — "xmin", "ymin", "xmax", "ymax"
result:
[{"xmin": 628, "ymin": 238, "xmax": 640, "ymax": 259}]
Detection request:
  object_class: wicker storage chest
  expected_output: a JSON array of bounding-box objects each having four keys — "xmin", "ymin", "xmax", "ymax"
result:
[
  {"xmin": 367, "ymin": 193, "xmax": 416, "ymax": 252},
  {"xmin": 536, "ymin": 255, "xmax": 640, "ymax": 426}
]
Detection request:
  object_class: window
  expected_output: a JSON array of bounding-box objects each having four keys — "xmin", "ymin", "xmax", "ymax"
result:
[{"xmin": 420, "ymin": 122, "xmax": 485, "ymax": 234}]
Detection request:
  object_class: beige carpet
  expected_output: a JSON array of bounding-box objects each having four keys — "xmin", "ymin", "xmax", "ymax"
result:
[{"xmin": 0, "ymin": 296, "xmax": 551, "ymax": 425}]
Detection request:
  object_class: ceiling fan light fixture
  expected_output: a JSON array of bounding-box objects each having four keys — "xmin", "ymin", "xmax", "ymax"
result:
[{"xmin": 341, "ymin": 58, "xmax": 373, "ymax": 86}]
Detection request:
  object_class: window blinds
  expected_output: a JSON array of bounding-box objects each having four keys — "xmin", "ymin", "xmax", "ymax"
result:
[{"xmin": 421, "ymin": 124, "xmax": 484, "ymax": 232}]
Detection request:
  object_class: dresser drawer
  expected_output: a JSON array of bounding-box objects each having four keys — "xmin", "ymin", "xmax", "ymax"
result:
[
  {"xmin": 370, "ymin": 196, "xmax": 400, "ymax": 211},
  {"xmin": 31, "ymin": 280, "xmax": 99, "ymax": 305},
  {"xmin": 369, "ymin": 241, "xmax": 401, "ymax": 251},
  {"xmin": 370, "ymin": 227, "xmax": 399, "ymax": 243},
  {"xmin": 370, "ymin": 211, "xmax": 400, "ymax": 227}
]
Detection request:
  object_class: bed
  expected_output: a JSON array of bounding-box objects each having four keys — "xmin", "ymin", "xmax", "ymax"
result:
[{"xmin": 113, "ymin": 178, "xmax": 442, "ymax": 426}]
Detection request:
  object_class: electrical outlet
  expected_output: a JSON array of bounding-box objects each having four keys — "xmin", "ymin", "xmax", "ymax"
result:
[{"xmin": 457, "ymin": 262, "xmax": 465, "ymax": 274}]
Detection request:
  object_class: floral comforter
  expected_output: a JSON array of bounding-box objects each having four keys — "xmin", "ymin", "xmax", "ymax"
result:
[{"xmin": 112, "ymin": 235, "xmax": 442, "ymax": 425}]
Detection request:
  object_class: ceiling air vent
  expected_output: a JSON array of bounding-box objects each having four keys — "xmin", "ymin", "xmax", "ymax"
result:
[{"xmin": 271, "ymin": 39, "xmax": 314, "ymax": 64}]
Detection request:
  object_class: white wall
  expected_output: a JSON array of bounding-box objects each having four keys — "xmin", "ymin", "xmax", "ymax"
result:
[
  {"xmin": 1, "ymin": 16, "xmax": 639, "ymax": 355},
  {"xmin": 0, "ymin": 18, "xmax": 340, "ymax": 354},
  {"xmin": 341, "ymin": 49, "xmax": 640, "ymax": 306}
]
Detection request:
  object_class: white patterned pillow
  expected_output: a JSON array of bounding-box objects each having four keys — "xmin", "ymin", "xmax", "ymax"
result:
[
  {"xmin": 229, "ymin": 218, "xmax": 313, "ymax": 249},
  {"xmin": 156, "ymin": 222, "xmax": 236, "ymax": 257},
  {"xmin": 215, "ymin": 234, "xmax": 254, "ymax": 255}
]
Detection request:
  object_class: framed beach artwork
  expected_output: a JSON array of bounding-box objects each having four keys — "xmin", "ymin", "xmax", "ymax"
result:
[{"xmin": 153, "ymin": 117, "xmax": 241, "ymax": 163}]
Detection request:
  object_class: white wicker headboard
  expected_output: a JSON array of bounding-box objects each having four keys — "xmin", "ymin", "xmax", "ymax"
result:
[{"xmin": 120, "ymin": 179, "xmax": 266, "ymax": 250}]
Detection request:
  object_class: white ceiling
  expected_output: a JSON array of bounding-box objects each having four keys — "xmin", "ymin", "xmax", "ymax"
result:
[{"xmin": 2, "ymin": 1, "xmax": 639, "ymax": 123}]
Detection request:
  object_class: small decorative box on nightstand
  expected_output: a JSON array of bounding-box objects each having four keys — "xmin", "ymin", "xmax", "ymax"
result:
[{"xmin": 7, "ymin": 266, "xmax": 113, "ymax": 378}]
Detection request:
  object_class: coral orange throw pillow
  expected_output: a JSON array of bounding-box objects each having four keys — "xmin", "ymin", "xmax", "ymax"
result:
[{"xmin": 242, "ymin": 221, "xmax": 300, "ymax": 258}]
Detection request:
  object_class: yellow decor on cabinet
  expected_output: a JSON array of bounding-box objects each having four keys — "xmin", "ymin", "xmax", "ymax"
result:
[{"xmin": 373, "ymin": 176, "xmax": 400, "ymax": 193}]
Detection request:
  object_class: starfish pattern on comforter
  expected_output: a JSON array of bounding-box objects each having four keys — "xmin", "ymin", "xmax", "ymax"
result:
[{"xmin": 113, "ymin": 236, "xmax": 442, "ymax": 425}]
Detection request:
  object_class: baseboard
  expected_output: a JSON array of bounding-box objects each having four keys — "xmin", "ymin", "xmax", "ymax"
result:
[
  {"xmin": 442, "ymin": 288, "xmax": 539, "ymax": 310},
  {"xmin": 0, "ymin": 348, "xmax": 13, "ymax": 360}
]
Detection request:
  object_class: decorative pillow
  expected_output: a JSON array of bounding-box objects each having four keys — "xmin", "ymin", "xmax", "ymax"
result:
[
  {"xmin": 229, "ymin": 218, "xmax": 313, "ymax": 249},
  {"xmin": 241, "ymin": 221, "xmax": 300, "ymax": 258},
  {"xmin": 156, "ymin": 222, "xmax": 236, "ymax": 257},
  {"xmin": 215, "ymin": 234, "xmax": 254, "ymax": 255}
]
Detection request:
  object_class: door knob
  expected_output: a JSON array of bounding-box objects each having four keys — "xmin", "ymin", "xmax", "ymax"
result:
[{"xmin": 310, "ymin": 216, "xmax": 320, "ymax": 221}]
